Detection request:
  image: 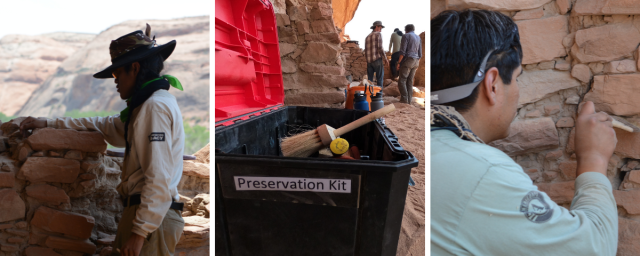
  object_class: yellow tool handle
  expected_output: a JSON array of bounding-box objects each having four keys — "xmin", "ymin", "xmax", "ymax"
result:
[
  {"xmin": 613, "ymin": 119, "xmax": 633, "ymax": 132},
  {"xmin": 334, "ymin": 104, "xmax": 396, "ymax": 137}
]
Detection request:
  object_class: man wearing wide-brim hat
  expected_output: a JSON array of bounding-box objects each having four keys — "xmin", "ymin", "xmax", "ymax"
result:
[
  {"xmin": 20, "ymin": 24, "xmax": 186, "ymax": 256},
  {"xmin": 364, "ymin": 20, "xmax": 390, "ymax": 86}
]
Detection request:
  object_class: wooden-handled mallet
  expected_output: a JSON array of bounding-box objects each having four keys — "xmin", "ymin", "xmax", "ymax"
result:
[{"xmin": 281, "ymin": 104, "xmax": 397, "ymax": 158}]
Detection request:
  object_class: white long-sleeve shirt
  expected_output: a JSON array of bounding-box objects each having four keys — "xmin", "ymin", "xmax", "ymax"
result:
[
  {"xmin": 431, "ymin": 129, "xmax": 618, "ymax": 256},
  {"xmin": 47, "ymin": 90, "xmax": 185, "ymax": 238}
]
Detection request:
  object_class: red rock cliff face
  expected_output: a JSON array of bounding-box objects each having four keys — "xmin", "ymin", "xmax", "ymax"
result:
[
  {"xmin": 15, "ymin": 16, "xmax": 210, "ymax": 126},
  {"xmin": 433, "ymin": 1, "xmax": 640, "ymax": 254}
]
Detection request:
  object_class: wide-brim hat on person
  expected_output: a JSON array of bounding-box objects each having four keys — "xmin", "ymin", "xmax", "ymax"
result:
[
  {"xmin": 93, "ymin": 24, "xmax": 176, "ymax": 79},
  {"xmin": 370, "ymin": 21, "xmax": 385, "ymax": 29}
]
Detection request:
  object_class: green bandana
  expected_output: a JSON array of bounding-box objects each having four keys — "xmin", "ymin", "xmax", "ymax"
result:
[{"xmin": 119, "ymin": 75, "xmax": 183, "ymax": 123}]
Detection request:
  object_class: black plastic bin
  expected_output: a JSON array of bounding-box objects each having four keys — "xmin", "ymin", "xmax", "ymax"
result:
[{"xmin": 215, "ymin": 106, "xmax": 418, "ymax": 256}]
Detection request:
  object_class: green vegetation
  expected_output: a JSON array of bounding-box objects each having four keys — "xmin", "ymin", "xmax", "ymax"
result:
[
  {"xmin": 0, "ymin": 112, "xmax": 14, "ymax": 123},
  {"xmin": 61, "ymin": 110, "xmax": 209, "ymax": 154}
]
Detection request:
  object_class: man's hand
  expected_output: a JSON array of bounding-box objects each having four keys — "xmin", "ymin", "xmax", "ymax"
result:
[
  {"xmin": 19, "ymin": 117, "xmax": 47, "ymax": 138},
  {"xmin": 120, "ymin": 233, "xmax": 145, "ymax": 256},
  {"xmin": 574, "ymin": 101, "xmax": 617, "ymax": 177}
]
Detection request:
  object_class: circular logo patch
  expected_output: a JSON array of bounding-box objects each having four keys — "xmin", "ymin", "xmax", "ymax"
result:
[{"xmin": 519, "ymin": 191, "xmax": 553, "ymax": 223}]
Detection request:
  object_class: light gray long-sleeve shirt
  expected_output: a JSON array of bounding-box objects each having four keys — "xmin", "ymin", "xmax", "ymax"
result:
[
  {"xmin": 431, "ymin": 129, "xmax": 618, "ymax": 256},
  {"xmin": 47, "ymin": 90, "xmax": 185, "ymax": 238}
]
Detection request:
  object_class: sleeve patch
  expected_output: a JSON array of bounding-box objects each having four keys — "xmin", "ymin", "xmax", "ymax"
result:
[
  {"xmin": 149, "ymin": 132, "xmax": 166, "ymax": 142},
  {"xmin": 520, "ymin": 191, "xmax": 554, "ymax": 223}
]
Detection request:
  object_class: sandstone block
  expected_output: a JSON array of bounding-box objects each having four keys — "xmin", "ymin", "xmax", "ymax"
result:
[
  {"xmin": 25, "ymin": 247, "xmax": 64, "ymax": 256},
  {"xmin": 604, "ymin": 59, "xmax": 637, "ymax": 74},
  {"xmin": 584, "ymin": 74, "xmax": 640, "ymax": 116},
  {"xmin": 279, "ymin": 43, "xmax": 297, "ymax": 57},
  {"xmin": 571, "ymin": 64, "xmax": 592, "ymax": 83},
  {"xmin": 17, "ymin": 144, "xmax": 33, "ymax": 162},
  {"xmin": 0, "ymin": 224, "xmax": 13, "ymax": 230},
  {"xmin": 556, "ymin": 0, "xmax": 571, "ymax": 14},
  {"xmin": 310, "ymin": 20, "xmax": 335, "ymax": 33},
  {"xmin": 556, "ymin": 117, "xmax": 574, "ymax": 128},
  {"xmin": 296, "ymin": 21, "xmax": 310, "ymax": 35},
  {"xmin": 0, "ymin": 172, "xmax": 14, "ymax": 188},
  {"xmin": 283, "ymin": 72, "xmax": 348, "ymax": 90},
  {"xmin": 275, "ymin": 13, "xmax": 291, "ymax": 27},
  {"xmin": 15, "ymin": 221, "xmax": 26, "ymax": 229},
  {"xmin": 21, "ymin": 157, "xmax": 80, "ymax": 183},
  {"xmin": 280, "ymin": 57, "xmax": 297, "ymax": 74},
  {"xmin": 7, "ymin": 237, "xmax": 23, "ymax": 244},
  {"xmin": 81, "ymin": 161, "xmax": 101, "ymax": 172},
  {"xmin": 31, "ymin": 206, "xmax": 95, "ymax": 240},
  {"xmin": 64, "ymin": 150, "xmax": 82, "ymax": 160},
  {"xmin": 559, "ymin": 160, "xmax": 577, "ymax": 180},
  {"xmin": 26, "ymin": 184, "xmax": 70, "ymax": 205},
  {"xmin": 629, "ymin": 170, "xmax": 640, "ymax": 184},
  {"xmin": 310, "ymin": 2, "xmax": 332, "ymax": 20},
  {"xmin": 299, "ymin": 63, "xmax": 344, "ymax": 75},
  {"xmin": 79, "ymin": 173, "xmax": 97, "ymax": 180},
  {"xmin": 518, "ymin": 69, "xmax": 581, "ymax": 106},
  {"xmin": 277, "ymin": 26, "xmax": 297, "ymax": 44},
  {"xmin": 565, "ymin": 95, "xmax": 580, "ymax": 105},
  {"xmin": 537, "ymin": 181, "xmax": 574, "ymax": 204},
  {"xmin": 27, "ymin": 128, "xmax": 106, "ymax": 152},
  {"xmin": 537, "ymin": 61, "xmax": 555, "ymax": 70},
  {"xmin": 6, "ymin": 229, "xmax": 28, "ymax": 237},
  {"xmin": 304, "ymin": 33, "xmax": 341, "ymax": 44},
  {"xmin": 446, "ymin": 0, "xmax": 548, "ymax": 11},
  {"xmin": 572, "ymin": 21, "xmax": 640, "ymax": 63},
  {"xmin": 287, "ymin": 6, "xmax": 307, "ymax": 21},
  {"xmin": 300, "ymin": 42, "xmax": 340, "ymax": 63},
  {"xmin": 0, "ymin": 243, "xmax": 19, "ymax": 252},
  {"xmin": 525, "ymin": 110, "xmax": 542, "ymax": 119},
  {"xmin": 490, "ymin": 117, "xmax": 559, "ymax": 156},
  {"xmin": 513, "ymin": 7, "xmax": 543, "ymax": 20},
  {"xmin": 517, "ymin": 16, "xmax": 569, "ymax": 64},
  {"xmin": 544, "ymin": 103, "xmax": 562, "ymax": 115},
  {"xmin": 545, "ymin": 149, "xmax": 563, "ymax": 161},
  {"xmin": 0, "ymin": 189, "xmax": 25, "ymax": 222},
  {"xmin": 618, "ymin": 218, "xmax": 640, "ymax": 256},
  {"xmin": 574, "ymin": 0, "xmax": 640, "ymax": 15},
  {"xmin": 45, "ymin": 236, "xmax": 96, "ymax": 254},
  {"xmin": 614, "ymin": 190, "xmax": 640, "ymax": 214},
  {"xmin": 284, "ymin": 91, "xmax": 345, "ymax": 106}
]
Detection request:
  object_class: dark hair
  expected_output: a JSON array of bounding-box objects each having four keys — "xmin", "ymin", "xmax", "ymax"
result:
[
  {"xmin": 123, "ymin": 53, "xmax": 165, "ymax": 92},
  {"xmin": 396, "ymin": 30, "xmax": 403, "ymax": 36},
  {"xmin": 431, "ymin": 10, "xmax": 523, "ymax": 112},
  {"xmin": 405, "ymin": 24, "xmax": 415, "ymax": 32}
]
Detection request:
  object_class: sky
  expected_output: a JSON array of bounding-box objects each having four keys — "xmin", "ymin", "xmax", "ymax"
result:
[
  {"xmin": 344, "ymin": 0, "xmax": 428, "ymax": 51},
  {"xmin": 0, "ymin": 0, "xmax": 211, "ymax": 38}
]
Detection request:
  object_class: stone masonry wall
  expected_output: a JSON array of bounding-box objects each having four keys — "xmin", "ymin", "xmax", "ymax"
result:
[
  {"xmin": 433, "ymin": 0, "xmax": 640, "ymax": 254},
  {"xmin": 271, "ymin": 0, "xmax": 349, "ymax": 108},
  {"xmin": 0, "ymin": 118, "xmax": 209, "ymax": 256}
]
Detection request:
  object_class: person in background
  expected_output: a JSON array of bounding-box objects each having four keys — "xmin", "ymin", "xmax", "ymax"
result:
[
  {"xmin": 396, "ymin": 24, "xmax": 422, "ymax": 104},
  {"xmin": 389, "ymin": 28, "xmax": 403, "ymax": 80},
  {"xmin": 364, "ymin": 20, "xmax": 390, "ymax": 86}
]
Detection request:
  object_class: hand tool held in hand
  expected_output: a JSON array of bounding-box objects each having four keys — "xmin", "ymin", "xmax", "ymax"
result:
[
  {"xmin": 612, "ymin": 117, "xmax": 640, "ymax": 133},
  {"xmin": 281, "ymin": 104, "xmax": 397, "ymax": 158}
]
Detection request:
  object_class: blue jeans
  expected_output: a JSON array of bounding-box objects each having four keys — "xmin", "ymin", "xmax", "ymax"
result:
[{"xmin": 367, "ymin": 58, "xmax": 384, "ymax": 86}]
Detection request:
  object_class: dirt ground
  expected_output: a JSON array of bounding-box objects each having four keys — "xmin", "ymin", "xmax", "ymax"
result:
[{"xmin": 384, "ymin": 103, "xmax": 426, "ymax": 256}]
